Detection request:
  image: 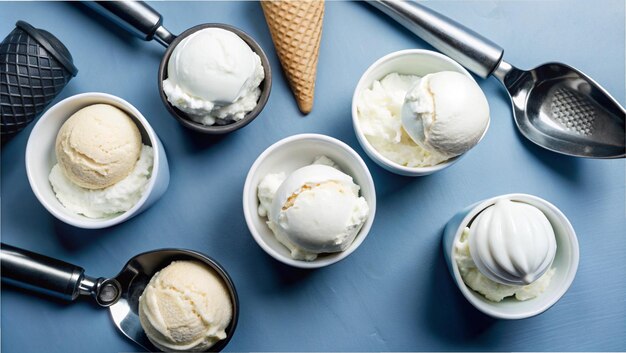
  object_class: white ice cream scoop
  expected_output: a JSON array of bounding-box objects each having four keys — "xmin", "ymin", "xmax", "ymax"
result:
[
  {"xmin": 468, "ymin": 199, "xmax": 557, "ymax": 286},
  {"xmin": 267, "ymin": 163, "xmax": 369, "ymax": 260},
  {"xmin": 162, "ymin": 28, "xmax": 265, "ymax": 126},
  {"xmin": 401, "ymin": 71, "xmax": 489, "ymax": 160},
  {"xmin": 165, "ymin": 28, "xmax": 260, "ymax": 104}
]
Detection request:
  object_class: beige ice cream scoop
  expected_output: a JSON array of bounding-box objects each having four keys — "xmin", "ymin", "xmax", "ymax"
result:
[
  {"xmin": 138, "ymin": 260, "xmax": 233, "ymax": 352},
  {"xmin": 55, "ymin": 104, "xmax": 142, "ymax": 189}
]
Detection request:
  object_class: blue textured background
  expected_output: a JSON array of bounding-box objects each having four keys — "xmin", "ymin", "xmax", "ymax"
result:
[{"xmin": 1, "ymin": 1, "xmax": 625, "ymax": 352}]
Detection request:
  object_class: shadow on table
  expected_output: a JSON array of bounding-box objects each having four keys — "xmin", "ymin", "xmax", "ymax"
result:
[
  {"xmin": 421, "ymin": 235, "xmax": 496, "ymax": 342},
  {"xmin": 266, "ymin": 257, "xmax": 318, "ymax": 285},
  {"xmin": 518, "ymin": 134, "xmax": 584, "ymax": 183},
  {"xmin": 1, "ymin": 281, "xmax": 103, "ymax": 311},
  {"xmin": 53, "ymin": 221, "xmax": 104, "ymax": 252},
  {"xmin": 358, "ymin": 1, "xmax": 436, "ymax": 51},
  {"xmin": 63, "ymin": 2, "xmax": 163, "ymax": 59},
  {"xmin": 52, "ymin": 216, "xmax": 138, "ymax": 252},
  {"xmin": 241, "ymin": 1, "xmax": 273, "ymax": 44},
  {"xmin": 179, "ymin": 128, "xmax": 233, "ymax": 153},
  {"xmin": 198, "ymin": 182, "xmax": 317, "ymax": 291}
]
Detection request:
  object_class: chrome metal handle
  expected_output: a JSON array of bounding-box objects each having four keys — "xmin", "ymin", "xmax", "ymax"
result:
[
  {"xmin": 368, "ymin": 0, "xmax": 503, "ymax": 78},
  {"xmin": 84, "ymin": 0, "xmax": 175, "ymax": 47}
]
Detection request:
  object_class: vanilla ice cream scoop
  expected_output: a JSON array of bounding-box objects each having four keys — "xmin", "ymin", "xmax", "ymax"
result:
[
  {"xmin": 163, "ymin": 27, "xmax": 264, "ymax": 125},
  {"xmin": 138, "ymin": 260, "xmax": 233, "ymax": 352},
  {"xmin": 55, "ymin": 104, "xmax": 142, "ymax": 189},
  {"xmin": 258, "ymin": 157, "xmax": 369, "ymax": 261},
  {"xmin": 401, "ymin": 71, "xmax": 489, "ymax": 159},
  {"xmin": 469, "ymin": 199, "xmax": 557, "ymax": 286}
]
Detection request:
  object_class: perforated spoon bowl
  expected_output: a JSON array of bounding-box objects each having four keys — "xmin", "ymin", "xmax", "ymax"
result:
[{"xmin": 369, "ymin": 0, "xmax": 625, "ymax": 158}]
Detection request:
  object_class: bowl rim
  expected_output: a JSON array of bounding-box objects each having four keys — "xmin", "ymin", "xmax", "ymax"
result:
[
  {"xmin": 242, "ymin": 133, "xmax": 377, "ymax": 269},
  {"xmin": 25, "ymin": 92, "xmax": 162, "ymax": 229},
  {"xmin": 351, "ymin": 48, "xmax": 489, "ymax": 176},
  {"xmin": 158, "ymin": 23, "xmax": 272, "ymax": 135},
  {"xmin": 447, "ymin": 193, "xmax": 580, "ymax": 319}
]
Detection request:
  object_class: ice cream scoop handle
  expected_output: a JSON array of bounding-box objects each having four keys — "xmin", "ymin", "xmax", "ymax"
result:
[
  {"xmin": 84, "ymin": 1, "xmax": 175, "ymax": 47},
  {"xmin": 368, "ymin": 0, "xmax": 503, "ymax": 78},
  {"xmin": 1, "ymin": 243, "xmax": 86, "ymax": 301}
]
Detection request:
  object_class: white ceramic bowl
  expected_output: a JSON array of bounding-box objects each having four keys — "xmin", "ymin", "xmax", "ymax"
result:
[
  {"xmin": 243, "ymin": 134, "xmax": 376, "ymax": 268},
  {"xmin": 25, "ymin": 92, "xmax": 170, "ymax": 229},
  {"xmin": 351, "ymin": 49, "xmax": 489, "ymax": 176},
  {"xmin": 442, "ymin": 193, "xmax": 579, "ymax": 319}
]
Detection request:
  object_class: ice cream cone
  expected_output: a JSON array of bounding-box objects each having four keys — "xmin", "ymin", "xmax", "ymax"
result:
[{"xmin": 261, "ymin": 0, "xmax": 324, "ymax": 114}]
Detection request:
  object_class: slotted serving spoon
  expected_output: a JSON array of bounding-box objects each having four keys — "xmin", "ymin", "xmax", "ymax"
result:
[
  {"xmin": 0, "ymin": 243, "xmax": 239, "ymax": 352},
  {"xmin": 369, "ymin": 0, "xmax": 625, "ymax": 158}
]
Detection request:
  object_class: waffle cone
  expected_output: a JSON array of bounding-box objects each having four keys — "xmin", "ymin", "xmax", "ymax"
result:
[{"xmin": 261, "ymin": 0, "xmax": 324, "ymax": 114}]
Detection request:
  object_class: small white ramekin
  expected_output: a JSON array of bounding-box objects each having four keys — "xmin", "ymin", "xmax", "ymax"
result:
[
  {"xmin": 242, "ymin": 134, "xmax": 376, "ymax": 268},
  {"xmin": 442, "ymin": 193, "xmax": 579, "ymax": 319},
  {"xmin": 351, "ymin": 49, "xmax": 489, "ymax": 176},
  {"xmin": 25, "ymin": 92, "xmax": 170, "ymax": 229}
]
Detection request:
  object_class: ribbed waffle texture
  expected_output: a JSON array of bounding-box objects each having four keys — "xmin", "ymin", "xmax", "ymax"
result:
[
  {"xmin": 1, "ymin": 27, "xmax": 72, "ymax": 136},
  {"xmin": 261, "ymin": 0, "xmax": 324, "ymax": 114}
]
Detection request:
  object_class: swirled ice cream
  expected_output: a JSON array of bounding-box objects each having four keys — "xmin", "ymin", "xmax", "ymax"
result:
[{"xmin": 454, "ymin": 199, "xmax": 557, "ymax": 302}]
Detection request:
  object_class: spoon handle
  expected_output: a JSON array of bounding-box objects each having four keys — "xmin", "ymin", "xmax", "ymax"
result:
[
  {"xmin": 368, "ymin": 0, "xmax": 503, "ymax": 78},
  {"xmin": 83, "ymin": 1, "xmax": 175, "ymax": 47},
  {"xmin": 1, "ymin": 243, "xmax": 87, "ymax": 301}
]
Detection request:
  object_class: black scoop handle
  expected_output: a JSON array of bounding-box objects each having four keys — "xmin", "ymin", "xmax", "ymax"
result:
[
  {"xmin": 1, "ymin": 243, "xmax": 86, "ymax": 301},
  {"xmin": 84, "ymin": 1, "xmax": 175, "ymax": 47}
]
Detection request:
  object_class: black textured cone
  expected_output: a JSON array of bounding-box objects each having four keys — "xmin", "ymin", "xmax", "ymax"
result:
[{"xmin": 1, "ymin": 25, "xmax": 74, "ymax": 137}]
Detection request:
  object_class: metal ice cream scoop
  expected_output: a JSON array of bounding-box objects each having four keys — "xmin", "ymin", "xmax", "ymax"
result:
[
  {"xmin": 82, "ymin": 1, "xmax": 272, "ymax": 134},
  {"xmin": 0, "ymin": 243, "xmax": 239, "ymax": 352},
  {"xmin": 369, "ymin": 0, "xmax": 625, "ymax": 158}
]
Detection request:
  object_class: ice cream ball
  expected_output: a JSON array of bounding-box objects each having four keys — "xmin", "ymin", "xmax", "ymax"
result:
[
  {"xmin": 138, "ymin": 261, "xmax": 233, "ymax": 352},
  {"xmin": 258, "ymin": 156, "xmax": 370, "ymax": 261},
  {"xmin": 401, "ymin": 71, "xmax": 490, "ymax": 159},
  {"xmin": 55, "ymin": 104, "xmax": 142, "ymax": 189},
  {"xmin": 162, "ymin": 27, "xmax": 265, "ymax": 125}
]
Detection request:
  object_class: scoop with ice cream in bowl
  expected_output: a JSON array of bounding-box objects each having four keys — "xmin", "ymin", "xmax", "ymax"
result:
[
  {"xmin": 243, "ymin": 134, "xmax": 376, "ymax": 268},
  {"xmin": 352, "ymin": 49, "xmax": 490, "ymax": 176},
  {"xmin": 1, "ymin": 243, "xmax": 238, "ymax": 352},
  {"xmin": 25, "ymin": 92, "xmax": 170, "ymax": 229},
  {"xmin": 158, "ymin": 24, "xmax": 272, "ymax": 134},
  {"xmin": 84, "ymin": 1, "xmax": 271, "ymax": 134},
  {"xmin": 442, "ymin": 193, "xmax": 579, "ymax": 319}
]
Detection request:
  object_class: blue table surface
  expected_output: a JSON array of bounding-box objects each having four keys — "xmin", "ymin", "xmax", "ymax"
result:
[{"xmin": 1, "ymin": 1, "xmax": 625, "ymax": 352}]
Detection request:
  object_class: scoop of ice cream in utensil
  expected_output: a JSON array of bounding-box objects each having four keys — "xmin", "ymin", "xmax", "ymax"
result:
[
  {"xmin": 0, "ymin": 243, "xmax": 239, "ymax": 352},
  {"xmin": 0, "ymin": 21, "xmax": 78, "ymax": 140},
  {"xmin": 369, "ymin": 0, "xmax": 625, "ymax": 158},
  {"xmin": 83, "ymin": 1, "xmax": 272, "ymax": 134}
]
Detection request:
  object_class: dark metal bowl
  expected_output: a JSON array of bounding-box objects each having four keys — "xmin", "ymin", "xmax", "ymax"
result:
[
  {"xmin": 158, "ymin": 24, "xmax": 272, "ymax": 134},
  {"xmin": 110, "ymin": 248, "xmax": 239, "ymax": 352}
]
